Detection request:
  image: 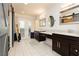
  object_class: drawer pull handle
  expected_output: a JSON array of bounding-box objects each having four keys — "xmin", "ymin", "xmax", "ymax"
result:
[
  {"xmin": 57, "ymin": 42, "xmax": 58, "ymax": 48},
  {"xmin": 75, "ymin": 49, "xmax": 78, "ymax": 52},
  {"xmin": 59, "ymin": 42, "xmax": 60, "ymax": 48}
]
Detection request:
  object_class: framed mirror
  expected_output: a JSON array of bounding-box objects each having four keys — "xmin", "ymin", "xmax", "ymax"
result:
[
  {"xmin": 39, "ymin": 18, "xmax": 46, "ymax": 27},
  {"xmin": 48, "ymin": 16, "xmax": 55, "ymax": 27}
]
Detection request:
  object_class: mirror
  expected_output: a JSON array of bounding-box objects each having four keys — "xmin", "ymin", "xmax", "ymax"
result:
[
  {"xmin": 49, "ymin": 16, "xmax": 55, "ymax": 27},
  {"xmin": 39, "ymin": 18, "xmax": 46, "ymax": 27}
]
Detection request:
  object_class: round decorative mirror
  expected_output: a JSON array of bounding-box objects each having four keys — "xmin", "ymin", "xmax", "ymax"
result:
[{"xmin": 49, "ymin": 16, "xmax": 55, "ymax": 27}]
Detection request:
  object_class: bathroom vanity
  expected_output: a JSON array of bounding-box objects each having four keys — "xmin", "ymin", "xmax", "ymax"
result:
[
  {"xmin": 31, "ymin": 31, "xmax": 53, "ymax": 41},
  {"xmin": 31, "ymin": 30, "xmax": 79, "ymax": 56},
  {"xmin": 52, "ymin": 33, "xmax": 79, "ymax": 56},
  {"xmin": 34, "ymin": 31, "xmax": 46, "ymax": 41}
]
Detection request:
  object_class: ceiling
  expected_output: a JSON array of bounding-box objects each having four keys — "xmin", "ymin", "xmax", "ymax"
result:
[{"xmin": 13, "ymin": 3, "xmax": 59, "ymax": 16}]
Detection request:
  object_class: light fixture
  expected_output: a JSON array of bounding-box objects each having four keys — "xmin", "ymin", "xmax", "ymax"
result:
[{"xmin": 24, "ymin": 3, "xmax": 28, "ymax": 5}]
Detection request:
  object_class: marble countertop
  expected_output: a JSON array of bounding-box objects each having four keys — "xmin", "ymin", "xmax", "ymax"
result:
[
  {"xmin": 53, "ymin": 32, "xmax": 79, "ymax": 37},
  {"xmin": 40, "ymin": 31, "xmax": 79, "ymax": 37},
  {"xmin": 40, "ymin": 31, "xmax": 52, "ymax": 35}
]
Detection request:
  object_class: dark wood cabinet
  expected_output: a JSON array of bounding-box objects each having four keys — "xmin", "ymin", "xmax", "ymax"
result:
[
  {"xmin": 45, "ymin": 34, "xmax": 52, "ymax": 39},
  {"xmin": 30, "ymin": 32, "xmax": 34, "ymax": 38},
  {"xmin": 52, "ymin": 34, "xmax": 69, "ymax": 56},
  {"xmin": 70, "ymin": 40, "xmax": 79, "ymax": 56},
  {"xmin": 53, "ymin": 37, "xmax": 60, "ymax": 54},
  {"xmin": 32, "ymin": 31, "xmax": 79, "ymax": 56},
  {"xmin": 34, "ymin": 31, "xmax": 39, "ymax": 41},
  {"xmin": 52, "ymin": 33, "xmax": 79, "ymax": 56},
  {"xmin": 60, "ymin": 39, "xmax": 69, "ymax": 56},
  {"xmin": 70, "ymin": 44, "xmax": 79, "ymax": 56},
  {"xmin": 34, "ymin": 31, "xmax": 46, "ymax": 42}
]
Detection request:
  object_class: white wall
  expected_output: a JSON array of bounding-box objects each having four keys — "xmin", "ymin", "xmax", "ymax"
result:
[
  {"xmin": 59, "ymin": 4, "xmax": 79, "ymax": 32},
  {"xmin": 35, "ymin": 4, "xmax": 61, "ymax": 31},
  {"xmin": 35, "ymin": 3, "xmax": 79, "ymax": 34}
]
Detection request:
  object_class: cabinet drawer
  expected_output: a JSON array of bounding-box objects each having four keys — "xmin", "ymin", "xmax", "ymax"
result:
[{"xmin": 70, "ymin": 44, "xmax": 79, "ymax": 56}]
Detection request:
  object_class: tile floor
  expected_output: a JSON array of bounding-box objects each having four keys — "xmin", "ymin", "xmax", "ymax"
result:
[{"xmin": 8, "ymin": 38, "xmax": 60, "ymax": 56}]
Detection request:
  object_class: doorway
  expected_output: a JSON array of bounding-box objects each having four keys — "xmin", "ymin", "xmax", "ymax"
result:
[
  {"xmin": 19, "ymin": 20, "xmax": 26, "ymax": 39},
  {"xmin": 18, "ymin": 17, "xmax": 32, "ymax": 40}
]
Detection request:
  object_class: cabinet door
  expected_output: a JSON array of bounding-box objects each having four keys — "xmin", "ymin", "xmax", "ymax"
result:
[
  {"xmin": 70, "ymin": 42, "xmax": 79, "ymax": 56},
  {"xmin": 53, "ymin": 38, "xmax": 58, "ymax": 51},
  {"xmin": 53, "ymin": 36, "xmax": 61, "ymax": 54},
  {"xmin": 53, "ymin": 34, "xmax": 57, "ymax": 50},
  {"xmin": 34, "ymin": 31, "xmax": 39, "ymax": 40},
  {"xmin": 60, "ymin": 39, "xmax": 69, "ymax": 56},
  {"xmin": 52, "ymin": 34, "xmax": 70, "ymax": 56},
  {"xmin": 39, "ymin": 33, "xmax": 46, "ymax": 41}
]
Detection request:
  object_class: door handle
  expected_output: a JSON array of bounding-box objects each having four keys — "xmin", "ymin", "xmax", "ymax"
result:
[
  {"xmin": 57, "ymin": 42, "xmax": 58, "ymax": 48},
  {"xmin": 59, "ymin": 42, "xmax": 60, "ymax": 48},
  {"xmin": 57, "ymin": 41, "xmax": 61, "ymax": 48}
]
